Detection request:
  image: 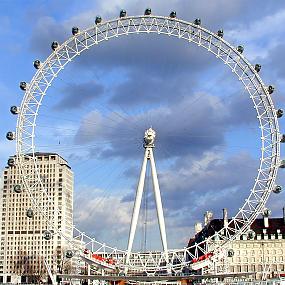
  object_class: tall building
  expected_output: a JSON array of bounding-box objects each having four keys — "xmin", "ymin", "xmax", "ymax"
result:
[
  {"xmin": 188, "ymin": 209, "xmax": 285, "ymax": 280},
  {"xmin": 0, "ymin": 152, "xmax": 73, "ymax": 283}
]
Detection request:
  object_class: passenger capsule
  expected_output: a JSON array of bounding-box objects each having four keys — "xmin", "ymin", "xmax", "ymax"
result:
[
  {"xmin": 263, "ymin": 208, "xmax": 271, "ymax": 217},
  {"xmin": 120, "ymin": 9, "xmax": 127, "ymax": 18},
  {"xmin": 169, "ymin": 11, "xmax": 177, "ymax": 18},
  {"xmin": 194, "ymin": 18, "xmax": 201, "ymax": 26},
  {"xmin": 280, "ymin": 134, "xmax": 285, "ymax": 143},
  {"xmin": 144, "ymin": 8, "xmax": 152, "ymax": 15},
  {"xmin": 7, "ymin": 158, "xmax": 15, "ymax": 167},
  {"xmin": 237, "ymin": 45, "xmax": 244, "ymax": 54},
  {"xmin": 254, "ymin": 64, "xmax": 261, "ymax": 73},
  {"xmin": 277, "ymin": 109, "xmax": 283, "ymax": 118},
  {"xmin": 26, "ymin": 208, "xmax": 34, "ymax": 218},
  {"xmin": 228, "ymin": 249, "xmax": 234, "ymax": 257},
  {"xmin": 51, "ymin": 41, "xmax": 59, "ymax": 51},
  {"xmin": 217, "ymin": 30, "xmax": 223, "ymax": 38},
  {"xmin": 273, "ymin": 185, "xmax": 282, "ymax": 194},
  {"xmin": 10, "ymin": 106, "xmax": 19, "ymax": 115},
  {"xmin": 72, "ymin": 27, "xmax": 79, "ymax": 35},
  {"xmin": 95, "ymin": 16, "xmax": 102, "ymax": 24},
  {"xmin": 280, "ymin": 160, "xmax": 285, "ymax": 169},
  {"xmin": 43, "ymin": 230, "xmax": 52, "ymax": 240},
  {"xmin": 6, "ymin": 132, "xmax": 15, "ymax": 141},
  {"xmin": 14, "ymin": 184, "xmax": 22, "ymax": 193},
  {"xmin": 248, "ymin": 230, "xmax": 255, "ymax": 239},
  {"xmin": 66, "ymin": 250, "xmax": 74, "ymax": 258},
  {"xmin": 33, "ymin": 60, "xmax": 41, "ymax": 69},
  {"xmin": 20, "ymin": 82, "xmax": 27, "ymax": 91},
  {"xmin": 268, "ymin": 85, "xmax": 275, "ymax": 94}
]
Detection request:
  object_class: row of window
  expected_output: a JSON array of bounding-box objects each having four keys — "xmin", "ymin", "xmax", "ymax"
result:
[
  {"xmin": 234, "ymin": 256, "xmax": 284, "ymax": 262},
  {"xmin": 229, "ymin": 264, "xmax": 285, "ymax": 272},
  {"xmin": 235, "ymin": 248, "xmax": 284, "ymax": 255},
  {"xmin": 235, "ymin": 242, "xmax": 284, "ymax": 248}
]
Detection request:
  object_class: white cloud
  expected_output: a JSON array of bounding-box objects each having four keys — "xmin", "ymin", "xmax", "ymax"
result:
[
  {"xmin": 226, "ymin": 9, "xmax": 285, "ymax": 60},
  {"xmin": 73, "ymin": 184, "xmax": 196, "ymax": 249},
  {"xmin": 74, "ymin": 186, "xmax": 133, "ymax": 248}
]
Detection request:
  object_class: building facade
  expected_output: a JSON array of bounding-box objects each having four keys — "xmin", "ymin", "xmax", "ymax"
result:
[
  {"xmin": 188, "ymin": 209, "xmax": 285, "ymax": 280},
  {"xmin": 0, "ymin": 153, "xmax": 73, "ymax": 283}
]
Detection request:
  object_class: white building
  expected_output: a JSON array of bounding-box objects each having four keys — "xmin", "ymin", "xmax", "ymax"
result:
[
  {"xmin": 189, "ymin": 209, "xmax": 285, "ymax": 280},
  {"xmin": 0, "ymin": 152, "xmax": 73, "ymax": 283}
]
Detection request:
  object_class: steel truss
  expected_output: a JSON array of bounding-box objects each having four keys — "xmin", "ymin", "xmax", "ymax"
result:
[{"xmin": 15, "ymin": 14, "xmax": 280, "ymax": 274}]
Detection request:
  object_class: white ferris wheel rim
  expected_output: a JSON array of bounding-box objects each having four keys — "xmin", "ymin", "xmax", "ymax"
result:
[{"xmin": 15, "ymin": 14, "xmax": 281, "ymax": 272}]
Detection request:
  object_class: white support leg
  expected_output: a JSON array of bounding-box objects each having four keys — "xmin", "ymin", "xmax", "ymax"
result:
[
  {"xmin": 44, "ymin": 259, "xmax": 56, "ymax": 285},
  {"xmin": 149, "ymin": 149, "xmax": 169, "ymax": 263},
  {"xmin": 87, "ymin": 264, "xmax": 90, "ymax": 285},
  {"xmin": 125, "ymin": 148, "xmax": 149, "ymax": 268}
]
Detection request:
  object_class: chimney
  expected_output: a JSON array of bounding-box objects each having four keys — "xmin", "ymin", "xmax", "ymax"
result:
[
  {"xmin": 194, "ymin": 222, "xmax": 203, "ymax": 234},
  {"xmin": 204, "ymin": 211, "xmax": 213, "ymax": 225},
  {"xmin": 283, "ymin": 207, "xmax": 285, "ymax": 224},
  {"xmin": 263, "ymin": 216, "xmax": 269, "ymax": 228},
  {"xmin": 223, "ymin": 208, "xmax": 228, "ymax": 228},
  {"xmin": 263, "ymin": 208, "xmax": 270, "ymax": 228}
]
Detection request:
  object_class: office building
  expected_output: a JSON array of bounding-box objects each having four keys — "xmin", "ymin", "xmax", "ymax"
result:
[{"xmin": 0, "ymin": 153, "xmax": 73, "ymax": 283}]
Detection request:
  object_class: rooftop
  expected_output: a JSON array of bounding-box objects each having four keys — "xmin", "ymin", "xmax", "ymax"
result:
[
  {"xmin": 6, "ymin": 152, "xmax": 71, "ymax": 169},
  {"xmin": 188, "ymin": 216, "xmax": 285, "ymax": 247}
]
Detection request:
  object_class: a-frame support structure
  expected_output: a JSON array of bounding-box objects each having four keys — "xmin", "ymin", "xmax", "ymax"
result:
[{"xmin": 125, "ymin": 128, "xmax": 169, "ymax": 270}]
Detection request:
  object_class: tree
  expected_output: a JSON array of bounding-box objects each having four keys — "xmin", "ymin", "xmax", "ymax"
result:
[
  {"xmin": 13, "ymin": 250, "xmax": 47, "ymax": 283},
  {"xmin": 55, "ymin": 246, "xmax": 75, "ymax": 275}
]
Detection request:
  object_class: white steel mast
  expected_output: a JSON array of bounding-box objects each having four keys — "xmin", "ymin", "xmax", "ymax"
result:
[{"xmin": 125, "ymin": 128, "xmax": 169, "ymax": 270}]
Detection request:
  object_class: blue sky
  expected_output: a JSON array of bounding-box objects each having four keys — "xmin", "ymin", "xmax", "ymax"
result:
[{"xmin": 1, "ymin": 0, "xmax": 285, "ymax": 251}]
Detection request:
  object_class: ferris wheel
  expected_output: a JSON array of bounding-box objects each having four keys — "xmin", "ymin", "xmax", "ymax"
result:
[{"xmin": 6, "ymin": 8, "xmax": 285, "ymax": 275}]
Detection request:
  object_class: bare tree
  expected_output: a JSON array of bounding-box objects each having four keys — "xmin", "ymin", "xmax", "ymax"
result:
[
  {"xmin": 55, "ymin": 246, "xmax": 75, "ymax": 275},
  {"xmin": 13, "ymin": 250, "xmax": 47, "ymax": 283}
]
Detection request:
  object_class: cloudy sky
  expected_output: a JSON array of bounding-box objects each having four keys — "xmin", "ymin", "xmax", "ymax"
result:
[{"xmin": 1, "ymin": 0, "xmax": 285, "ymax": 251}]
